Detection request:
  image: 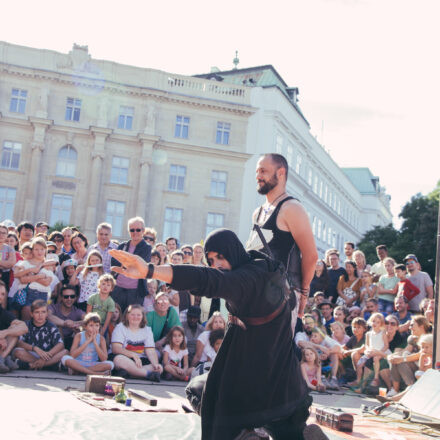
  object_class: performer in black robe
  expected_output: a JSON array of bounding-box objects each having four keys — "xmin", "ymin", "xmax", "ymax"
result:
[{"xmin": 110, "ymin": 229, "xmax": 322, "ymax": 440}]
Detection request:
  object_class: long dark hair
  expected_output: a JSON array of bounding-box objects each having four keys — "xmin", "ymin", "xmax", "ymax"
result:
[{"xmin": 343, "ymin": 260, "xmax": 358, "ymax": 281}]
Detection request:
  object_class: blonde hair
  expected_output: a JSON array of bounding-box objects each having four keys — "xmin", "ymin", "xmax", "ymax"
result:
[
  {"xmin": 330, "ymin": 321, "xmax": 346, "ymax": 334},
  {"xmin": 418, "ymin": 334, "xmax": 433, "ymax": 348},
  {"xmin": 368, "ymin": 312, "xmax": 385, "ymax": 328},
  {"xmin": 353, "ymin": 250, "xmax": 366, "ymax": 267},
  {"xmin": 205, "ymin": 311, "xmax": 226, "ymax": 331},
  {"xmin": 97, "ymin": 273, "xmax": 116, "ymax": 290},
  {"xmin": 82, "ymin": 250, "xmax": 104, "ymax": 278}
]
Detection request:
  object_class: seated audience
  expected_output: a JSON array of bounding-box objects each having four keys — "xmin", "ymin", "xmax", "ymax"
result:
[
  {"xmin": 75, "ymin": 251, "xmax": 104, "ymax": 311},
  {"xmin": 48, "ymin": 284, "xmax": 84, "ymax": 350},
  {"xmin": 61, "ymin": 312, "xmax": 114, "ymax": 375},
  {"xmin": 358, "ymin": 270, "xmax": 377, "ymax": 312},
  {"xmin": 111, "ymin": 304, "xmax": 163, "ymax": 381},
  {"xmin": 393, "ymin": 295, "xmax": 412, "ymax": 335},
  {"xmin": 336, "ymin": 261, "xmax": 361, "ymax": 307},
  {"xmin": 330, "ymin": 321, "xmax": 350, "ymax": 346},
  {"xmin": 300, "ymin": 347, "xmax": 326, "ymax": 392},
  {"xmin": 317, "ymin": 300, "xmax": 335, "ymax": 334},
  {"xmin": 182, "ymin": 306, "xmax": 204, "ymax": 364},
  {"xmin": 309, "ymin": 260, "xmax": 329, "ymax": 297},
  {"xmin": 14, "ymin": 300, "xmax": 67, "ymax": 370},
  {"xmin": 162, "ymin": 325, "xmax": 193, "ymax": 381},
  {"xmin": 340, "ymin": 317, "xmax": 367, "ymax": 382}
]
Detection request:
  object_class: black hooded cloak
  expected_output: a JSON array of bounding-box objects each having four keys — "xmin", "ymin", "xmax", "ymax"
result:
[{"xmin": 170, "ymin": 229, "xmax": 310, "ymax": 439}]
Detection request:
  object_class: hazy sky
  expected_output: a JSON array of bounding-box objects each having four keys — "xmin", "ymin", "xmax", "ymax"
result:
[{"xmin": 2, "ymin": 0, "xmax": 439, "ymax": 225}]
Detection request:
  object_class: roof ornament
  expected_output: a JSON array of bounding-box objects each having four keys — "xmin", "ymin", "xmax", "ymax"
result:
[{"xmin": 233, "ymin": 50, "xmax": 239, "ymax": 70}]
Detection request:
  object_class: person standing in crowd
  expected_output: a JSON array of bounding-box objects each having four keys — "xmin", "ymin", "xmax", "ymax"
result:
[
  {"xmin": 110, "ymin": 229, "xmax": 326, "ymax": 440},
  {"xmin": 344, "ymin": 242, "xmax": 355, "ymax": 261},
  {"xmin": 35, "ymin": 222, "xmax": 49, "ymax": 235},
  {"xmin": 153, "ymin": 243, "xmax": 168, "ymax": 265},
  {"xmin": 17, "ymin": 222, "xmax": 34, "ymax": 249},
  {"xmin": 336, "ymin": 261, "xmax": 361, "ymax": 307},
  {"xmin": 70, "ymin": 232, "xmax": 89, "ymax": 265},
  {"xmin": 377, "ymin": 257, "xmax": 398, "ymax": 314},
  {"xmin": 251, "ymin": 153, "xmax": 317, "ymax": 323},
  {"xmin": 353, "ymin": 250, "xmax": 371, "ymax": 274},
  {"xmin": 110, "ymin": 217, "xmax": 151, "ymax": 312},
  {"xmin": 193, "ymin": 243, "xmax": 207, "ymax": 266},
  {"xmin": 371, "ymin": 245, "xmax": 388, "ymax": 279},
  {"xmin": 325, "ymin": 251, "xmax": 346, "ymax": 303},
  {"xmin": 88, "ymin": 223, "xmax": 117, "ymax": 273},
  {"xmin": 317, "ymin": 300, "xmax": 335, "ymax": 335},
  {"xmin": 143, "ymin": 228, "xmax": 157, "ymax": 247},
  {"xmin": 0, "ymin": 224, "xmax": 17, "ymax": 287},
  {"xmin": 61, "ymin": 227, "xmax": 74, "ymax": 255},
  {"xmin": 404, "ymin": 254, "xmax": 433, "ymax": 313},
  {"xmin": 182, "ymin": 305, "xmax": 204, "ymax": 365},
  {"xmin": 309, "ymin": 259, "xmax": 329, "ymax": 298},
  {"xmin": 181, "ymin": 245, "xmax": 194, "ymax": 264}
]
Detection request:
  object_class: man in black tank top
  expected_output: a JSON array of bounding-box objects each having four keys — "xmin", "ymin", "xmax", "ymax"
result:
[{"xmin": 249, "ymin": 153, "xmax": 318, "ymax": 319}]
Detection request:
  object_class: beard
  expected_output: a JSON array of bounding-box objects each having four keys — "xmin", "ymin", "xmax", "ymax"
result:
[
  {"xmin": 304, "ymin": 329, "xmax": 312, "ymax": 336},
  {"xmin": 257, "ymin": 172, "xmax": 278, "ymax": 195}
]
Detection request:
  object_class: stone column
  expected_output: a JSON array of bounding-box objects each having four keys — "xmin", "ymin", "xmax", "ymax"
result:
[
  {"xmin": 84, "ymin": 127, "xmax": 111, "ymax": 235},
  {"xmin": 24, "ymin": 118, "xmax": 52, "ymax": 221},
  {"xmin": 136, "ymin": 134, "xmax": 159, "ymax": 223}
]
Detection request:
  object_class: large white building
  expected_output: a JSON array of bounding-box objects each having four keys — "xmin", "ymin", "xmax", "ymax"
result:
[
  {"xmin": 0, "ymin": 42, "xmax": 392, "ymax": 251},
  {"xmin": 196, "ymin": 66, "xmax": 392, "ymax": 255}
]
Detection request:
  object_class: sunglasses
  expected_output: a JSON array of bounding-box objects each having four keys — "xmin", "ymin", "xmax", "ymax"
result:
[
  {"xmin": 144, "ymin": 236, "xmax": 154, "ymax": 241},
  {"xmin": 385, "ymin": 321, "xmax": 397, "ymax": 326},
  {"xmin": 130, "ymin": 228, "xmax": 142, "ymax": 233},
  {"xmin": 54, "ymin": 238, "xmax": 64, "ymax": 242},
  {"xmin": 63, "ymin": 294, "xmax": 76, "ymax": 299},
  {"xmin": 183, "ymin": 251, "xmax": 193, "ymax": 256},
  {"xmin": 156, "ymin": 299, "xmax": 169, "ymax": 304}
]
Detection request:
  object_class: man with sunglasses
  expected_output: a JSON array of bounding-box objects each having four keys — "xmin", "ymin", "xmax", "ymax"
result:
[
  {"xmin": 404, "ymin": 254, "xmax": 433, "ymax": 313},
  {"xmin": 48, "ymin": 285, "xmax": 84, "ymax": 350},
  {"xmin": 110, "ymin": 217, "xmax": 151, "ymax": 312}
]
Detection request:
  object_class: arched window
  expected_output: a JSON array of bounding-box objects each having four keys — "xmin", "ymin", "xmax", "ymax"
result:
[{"xmin": 56, "ymin": 145, "xmax": 77, "ymax": 177}]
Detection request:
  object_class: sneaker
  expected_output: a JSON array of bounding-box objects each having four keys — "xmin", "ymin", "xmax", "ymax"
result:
[
  {"xmin": 386, "ymin": 388, "xmax": 398, "ymax": 397},
  {"xmin": 146, "ymin": 371, "xmax": 161, "ymax": 383},
  {"xmin": 303, "ymin": 424, "xmax": 330, "ymax": 440},
  {"xmin": 0, "ymin": 356, "xmax": 10, "ymax": 374},
  {"xmin": 327, "ymin": 377, "xmax": 340, "ymax": 391},
  {"xmin": 4, "ymin": 356, "xmax": 19, "ymax": 371}
]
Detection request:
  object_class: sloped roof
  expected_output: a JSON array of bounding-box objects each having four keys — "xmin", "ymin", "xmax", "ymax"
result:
[{"xmin": 342, "ymin": 168, "xmax": 379, "ymax": 194}]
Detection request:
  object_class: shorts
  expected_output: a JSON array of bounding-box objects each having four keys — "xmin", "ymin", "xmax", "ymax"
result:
[
  {"xmin": 61, "ymin": 355, "xmax": 114, "ymax": 370},
  {"xmin": 25, "ymin": 288, "xmax": 49, "ymax": 306}
]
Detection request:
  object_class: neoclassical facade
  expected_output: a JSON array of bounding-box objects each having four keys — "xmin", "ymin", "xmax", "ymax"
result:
[{"xmin": 0, "ymin": 42, "xmax": 254, "ymax": 242}]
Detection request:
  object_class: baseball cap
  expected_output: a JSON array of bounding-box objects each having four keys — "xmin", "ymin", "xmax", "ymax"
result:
[
  {"xmin": 403, "ymin": 254, "xmax": 418, "ymax": 263},
  {"xmin": 45, "ymin": 253, "xmax": 60, "ymax": 265},
  {"xmin": 3, "ymin": 219, "xmax": 16, "ymax": 229}
]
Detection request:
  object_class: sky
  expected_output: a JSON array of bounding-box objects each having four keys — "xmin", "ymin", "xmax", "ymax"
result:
[{"xmin": 2, "ymin": 0, "xmax": 439, "ymax": 226}]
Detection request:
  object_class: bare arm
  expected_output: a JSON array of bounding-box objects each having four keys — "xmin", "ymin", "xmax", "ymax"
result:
[
  {"xmin": 101, "ymin": 311, "xmax": 112, "ymax": 335},
  {"xmin": 191, "ymin": 340, "xmax": 205, "ymax": 367},
  {"xmin": 162, "ymin": 350, "xmax": 170, "ymax": 366},
  {"xmin": 0, "ymin": 320, "xmax": 28, "ymax": 339},
  {"xmin": 95, "ymin": 335, "xmax": 108, "ymax": 361}
]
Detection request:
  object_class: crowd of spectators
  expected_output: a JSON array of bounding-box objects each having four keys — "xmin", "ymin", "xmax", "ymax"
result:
[
  {"xmin": 0, "ymin": 217, "xmax": 224, "ymax": 382},
  {"xmin": 0, "ymin": 219, "xmax": 436, "ymax": 398},
  {"xmin": 298, "ymin": 242, "xmax": 435, "ymax": 398}
]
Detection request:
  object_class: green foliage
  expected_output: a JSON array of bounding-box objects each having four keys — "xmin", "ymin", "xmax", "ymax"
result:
[
  {"xmin": 48, "ymin": 222, "xmax": 80, "ymax": 234},
  {"xmin": 358, "ymin": 181, "xmax": 439, "ymax": 280}
]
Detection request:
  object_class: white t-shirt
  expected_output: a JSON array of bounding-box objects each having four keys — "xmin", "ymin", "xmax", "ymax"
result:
[
  {"xmin": 8, "ymin": 260, "xmax": 28, "ymax": 298},
  {"xmin": 111, "ymin": 322, "xmax": 155, "ymax": 358},
  {"xmin": 320, "ymin": 335, "xmax": 341, "ymax": 350},
  {"xmin": 163, "ymin": 344, "xmax": 188, "ymax": 367},
  {"xmin": 205, "ymin": 345, "xmax": 217, "ymax": 362},
  {"xmin": 21, "ymin": 260, "xmax": 58, "ymax": 293},
  {"xmin": 197, "ymin": 330, "xmax": 212, "ymax": 363}
]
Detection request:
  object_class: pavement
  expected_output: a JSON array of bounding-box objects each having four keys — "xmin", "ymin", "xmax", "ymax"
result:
[{"xmin": 0, "ymin": 370, "xmax": 439, "ymax": 439}]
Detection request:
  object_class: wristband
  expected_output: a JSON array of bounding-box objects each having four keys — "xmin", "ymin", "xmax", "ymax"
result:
[{"xmin": 146, "ymin": 263, "xmax": 155, "ymax": 279}]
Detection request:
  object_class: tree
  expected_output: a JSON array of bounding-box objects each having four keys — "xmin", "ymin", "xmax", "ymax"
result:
[
  {"xmin": 357, "ymin": 181, "xmax": 439, "ymax": 280},
  {"xmin": 357, "ymin": 224, "xmax": 399, "ymax": 264}
]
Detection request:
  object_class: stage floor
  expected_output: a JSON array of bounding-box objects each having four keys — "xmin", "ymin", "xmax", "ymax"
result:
[{"xmin": 0, "ymin": 371, "xmax": 438, "ymax": 439}]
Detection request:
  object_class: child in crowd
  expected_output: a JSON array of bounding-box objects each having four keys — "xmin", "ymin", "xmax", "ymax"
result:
[
  {"xmin": 43, "ymin": 254, "xmax": 61, "ymax": 302},
  {"xmin": 359, "ymin": 271, "xmax": 377, "ymax": 312},
  {"xmin": 402, "ymin": 335, "xmax": 419, "ymax": 356},
  {"xmin": 75, "ymin": 251, "xmax": 104, "ymax": 311},
  {"xmin": 13, "ymin": 300, "xmax": 67, "ymax": 370},
  {"xmin": 300, "ymin": 347, "xmax": 326, "ymax": 392},
  {"xmin": 356, "ymin": 312, "xmax": 390, "ymax": 388},
  {"xmin": 206, "ymin": 328, "xmax": 224, "ymax": 362},
  {"xmin": 394, "ymin": 264, "xmax": 420, "ymax": 302},
  {"xmin": 162, "ymin": 325, "xmax": 193, "ymax": 381},
  {"xmin": 60, "ymin": 259, "xmax": 79, "ymax": 286},
  {"xmin": 7, "ymin": 242, "xmax": 33, "ymax": 312},
  {"xmin": 330, "ymin": 321, "xmax": 350, "ymax": 345},
  {"xmin": 61, "ymin": 312, "xmax": 114, "ymax": 375},
  {"xmin": 143, "ymin": 279, "xmax": 158, "ymax": 313},
  {"xmin": 415, "ymin": 334, "xmax": 433, "ymax": 379},
  {"xmin": 333, "ymin": 305, "xmax": 352, "ymax": 336},
  {"xmin": 108, "ymin": 303, "xmax": 122, "ymax": 344},
  {"xmin": 377, "ymin": 257, "xmax": 399, "ymax": 314},
  {"xmin": 86, "ymin": 274, "xmax": 116, "ymax": 337}
]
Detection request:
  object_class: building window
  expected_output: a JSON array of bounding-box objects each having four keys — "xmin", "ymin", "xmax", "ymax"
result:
[
  {"xmin": 313, "ymin": 175, "xmax": 318, "ymax": 194},
  {"xmin": 168, "ymin": 165, "xmax": 186, "ymax": 192},
  {"xmin": 65, "ymin": 98, "xmax": 82, "ymax": 121},
  {"xmin": 317, "ymin": 219, "xmax": 322, "ymax": 240},
  {"xmin": 206, "ymin": 212, "xmax": 224, "ymax": 236},
  {"xmin": 110, "ymin": 156, "xmax": 129, "ymax": 185},
  {"xmin": 324, "ymin": 184, "xmax": 328, "ymax": 203},
  {"xmin": 327, "ymin": 226, "xmax": 332, "ymax": 245},
  {"xmin": 106, "ymin": 200, "xmax": 125, "ymax": 237},
  {"xmin": 295, "ymin": 153, "xmax": 302, "ymax": 175},
  {"xmin": 1, "ymin": 141, "xmax": 21, "ymax": 170},
  {"xmin": 286, "ymin": 145, "xmax": 293, "ymax": 167},
  {"xmin": 50, "ymin": 194, "xmax": 72, "ymax": 225},
  {"xmin": 312, "ymin": 216, "xmax": 317, "ymax": 236},
  {"xmin": 276, "ymin": 134, "xmax": 283, "ymax": 154},
  {"xmin": 319, "ymin": 180, "xmax": 323, "ymax": 198},
  {"xmin": 322, "ymin": 223, "xmax": 327, "ymax": 243},
  {"xmin": 337, "ymin": 199, "xmax": 341, "ymax": 215},
  {"xmin": 118, "ymin": 106, "xmax": 134, "ymax": 130},
  {"xmin": 163, "ymin": 208, "xmax": 183, "ymax": 241},
  {"xmin": 328, "ymin": 191, "xmax": 332, "ymax": 207},
  {"xmin": 216, "ymin": 122, "xmax": 231, "ymax": 145},
  {"xmin": 174, "ymin": 116, "xmax": 189, "ymax": 139},
  {"xmin": 307, "ymin": 168, "xmax": 312, "ymax": 186},
  {"xmin": 56, "ymin": 145, "xmax": 77, "ymax": 177},
  {"xmin": 210, "ymin": 170, "xmax": 227, "ymax": 198},
  {"xmin": 0, "ymin": 186, "xmax": 16, "ymax": 219},
  {"xmin": 9, "ymin": 88, "xmax": 27, "ymax": 113}
]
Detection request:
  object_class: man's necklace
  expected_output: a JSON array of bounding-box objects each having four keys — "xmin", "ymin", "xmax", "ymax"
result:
[{"xmin": 262, "ymin": 192, "xmax": 287, "ymax": 216}]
